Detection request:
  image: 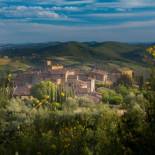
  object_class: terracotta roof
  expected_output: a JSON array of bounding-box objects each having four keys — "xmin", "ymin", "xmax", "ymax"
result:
[{"xmin": 91, "ymin": 69, "xmax": 108, "ymax": 75}]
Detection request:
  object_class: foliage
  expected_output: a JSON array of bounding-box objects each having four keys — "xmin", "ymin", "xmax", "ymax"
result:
[
  {"xmin": 0, "ymin": 96, "xmax": 121, "ymax": 155},
  {"xmin": 31, "ymin": 81, "xmax": 75, "ymax": 110},
  {"xmin": 115, "ymin": 74, "xmax": 134, "ymax": 87},
  {"xmin": 31, "ymin": 81, "xmax": 56, "ymax": 101},
  {"xmin": 101, "ymin": 89, "xmax": 123, "ymax": 105},
  {"xmin": 1, "ymin": 64, "xmax": 155, "ymax": 154},
  {"xmin": 96, "ymin": 82, "xmax": 109, "ymax": 89},
  {"xmin": 147, "ymin": 46, "xmax": 155, "ymax": 58},
  {"xmin": 116, "ymin": 84, "xmax": 129, "ymax": 96}
]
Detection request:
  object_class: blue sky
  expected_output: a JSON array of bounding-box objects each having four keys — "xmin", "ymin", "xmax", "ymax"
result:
[{"xmin": 0, "ymin": 0, "xmax": 155, "ymax": 43}]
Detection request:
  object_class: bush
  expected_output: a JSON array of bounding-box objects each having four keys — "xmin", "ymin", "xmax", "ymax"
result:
[
  {"xmin": 116, "ymin": 85, "xmax": 129, "ymax": 96},
  {"xmin": 101, "ymin": 89, "xmax": 123, "ymax": 105},
  {"xmin": 31, "ymin": 81, "xmax": 56, "ymax": 101},
  {"xmin": 62, "ymin": 97, "xmax": 78, "ymax": 111},
  {"xmin": 109, "ymin": 95, "xmax": 123, "ymax": 105},
  {"xmin": 77, "ymin": 96, "xmax": 95, "ymax": 107}
]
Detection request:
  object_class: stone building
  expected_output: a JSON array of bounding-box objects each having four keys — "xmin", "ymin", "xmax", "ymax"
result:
[
  {"xmin": 108, "ymin": 68, "xmax": 134, "ymax": 84},
  {"xmin": 90, "ymin": 69, "xmax": 108, "ymax": 83},
  {"xmin": 66, "ymin": 78, "xmax": 95, "ymax": 95},
  {"xmin": 51, "ymin": 64, "xmax": 64, "ymax": 70},
  {"xmin": 120, "ymin": 68, "xmax": 134, "ymax": 78},
  {"xmin": 13, "ymin": 68, "xmax": 96, "ymax": 97}
]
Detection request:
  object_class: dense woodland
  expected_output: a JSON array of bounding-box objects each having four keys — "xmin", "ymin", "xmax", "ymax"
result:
[{"xmin": 0, "ymin": 46, "xmax": 155, "ymax": 155}]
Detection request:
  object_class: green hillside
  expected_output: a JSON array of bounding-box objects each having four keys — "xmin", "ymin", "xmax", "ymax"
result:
[
  {"xmin": 89, "ymin": 42, "xmax": 146, "ymax": 61},
  {"xmin": 0, "ymin": 41, "xmax": 149, "ymax": 71}
]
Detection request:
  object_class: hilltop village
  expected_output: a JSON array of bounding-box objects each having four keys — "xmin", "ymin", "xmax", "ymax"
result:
[{"xmin": 13, "ymin": 59, "xmax": 134, "ymax": 102}]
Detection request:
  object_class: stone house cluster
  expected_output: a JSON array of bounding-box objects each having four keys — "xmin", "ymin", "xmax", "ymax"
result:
[
  {"xmin": 13, "ymin": 60, "xmax": 134, "ymax": 102},
  {"xmin": 13, "ymin": 64, "xmax": 96, "ymax": 98}
]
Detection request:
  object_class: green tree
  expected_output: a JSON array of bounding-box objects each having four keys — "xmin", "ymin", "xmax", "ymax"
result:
[
  {"xmin": 101, "ymin": 89, "xmax": 123, "ymax": 105},
  {"xmin": 31, "ymin": 81, "xmax": 56, "ymax": 102},
  {"xmin": 116, "ymin": 84, "xmax": 129, "ymax": 96},
  {"xmin": 115, "ymin": 74, "xmax": 133, "ymax": 87},
  {"xmin": 119, "ymin": 102, "xmax": 147, "ymax": 155}
]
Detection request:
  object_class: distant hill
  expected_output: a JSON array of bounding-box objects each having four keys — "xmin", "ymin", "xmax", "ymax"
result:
[{"xmin": 0, "ymin": 41, "xmax": 148, "ymax": 62}]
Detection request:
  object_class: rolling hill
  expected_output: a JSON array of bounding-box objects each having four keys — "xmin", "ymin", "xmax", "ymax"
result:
[
  {"xmin": 0, "ymin": 41, "xmax": 147, "ymax": 60},
  {"xmin": 0, "ymin": 41, "xmax": 150, "ymax": 71}
]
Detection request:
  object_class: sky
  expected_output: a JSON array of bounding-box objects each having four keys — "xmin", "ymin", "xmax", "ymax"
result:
[{"xmin": 0, "ymin": 0, "xmax": 155, "ymax": 43}]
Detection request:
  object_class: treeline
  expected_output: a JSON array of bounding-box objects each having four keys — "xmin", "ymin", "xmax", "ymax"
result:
[{"xmin": 0, "ymin": 71, "xmax": 155, "ymax": 155}]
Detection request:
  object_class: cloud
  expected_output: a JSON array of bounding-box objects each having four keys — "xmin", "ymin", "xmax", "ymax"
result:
[
  {"xmin": 95, "ymin": 0, "xmax": 155, "ymax": 9},
  {"xmin": 25, "ymin": 0, "xmax": 95, "ymax": 5},
  {"xmin": 0, "ymin": 5, "xmax": 67, "ymax": 20},
  {"xmin": 0, "ymin": 0, "xmax": 155, "ymax": 43},
  {"xmin": 52, "ymin": 6, "xmax": 80, "ymax": 11},
  {"xmin": 119, "ymin": 0, "xmax": 153, "ymax": 7},
  {"xmin": 0, "ymin": 20, "xmax": 155, "ymax": 43},
  {"xmin": 37, "ymin": 11, "xmax": 61, "ymax": 18},
  {"xmin": 87, "ymin": 11, "xmax": 155, "ymax": 18},
  {"xmin": 1, "ymin": 18, "xmax": 155, "ymax": 30}
]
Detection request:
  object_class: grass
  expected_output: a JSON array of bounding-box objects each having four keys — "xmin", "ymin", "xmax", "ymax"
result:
[
  {"xmin": 0, "ymin": 58, "xmax": 11, "ymax": 65},
  {"xmin": 0, "ymin": 57, "xmax": 30, "ymax": 73}
]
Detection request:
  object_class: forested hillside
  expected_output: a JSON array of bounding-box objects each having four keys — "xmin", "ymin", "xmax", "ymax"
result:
[{"xmin": 0, "ymin": 42, "xmax": 148, "ymax": 62}]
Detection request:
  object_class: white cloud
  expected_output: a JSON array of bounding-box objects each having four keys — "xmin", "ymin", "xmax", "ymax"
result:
[
  {"xmin": 0, "ymin": 0, "xmax": 155, "ymax": 43},
  {"xmin": 87, "ymin": 11, "xmax": 155, "ymax": 18},
  {"xmin": 95, "ymin": 0, "xmax": 155, "ymax": 9},
  {"xmin": 33, "ymin": 0, "xmax": 95, "ymax": 5},
  {"xmin": 52, "ymin": 6, "xmax": 80, "ymax": 11},
  {"xmin": 0, "ymin": 20, "xmax": 155, "ymax": 43},
  {"xmin": 116, "ymin": 8, "xmax": 127, "ymax": 12},
  {"xmin": 119, "ymin": 0, "xmax": 152, "ymax": 7},
  {"xmin": 1, "ymin": 18, "xmax": 155, "ymax": 30},
  {"xmin": 37, "ymin": 11, "xmax": 61, "ymax": 18},
  {"xmin": 0, "ymin": 6, "xmax": 67, "ymax": 20}
]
